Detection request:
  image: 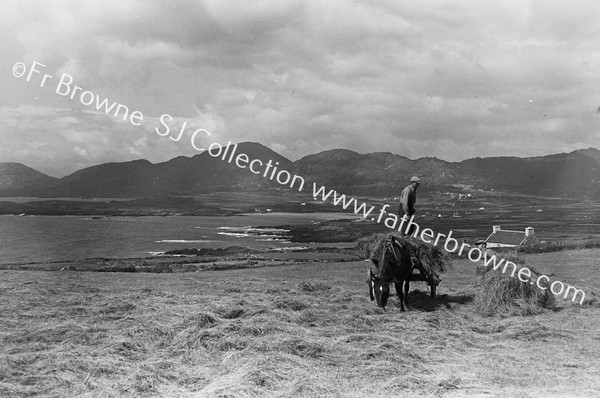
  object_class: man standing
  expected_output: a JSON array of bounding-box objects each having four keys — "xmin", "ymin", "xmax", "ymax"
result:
[{"xmin": 398, "ymin": 176, "xmax": 422, "ymax": 237}]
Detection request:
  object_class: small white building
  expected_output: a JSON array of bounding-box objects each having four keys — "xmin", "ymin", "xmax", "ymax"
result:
[{"xmin": 485, "ymin": 225, "xmax": 538, "ymax": 248}]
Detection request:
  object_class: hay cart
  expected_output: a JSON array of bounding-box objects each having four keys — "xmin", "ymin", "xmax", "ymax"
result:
[
  {"xmin": 410, "ymin": 269, "xmax": 440, "ymax": 299},
  {"xmin": 364, "ymin": 233, "xmax": 448, "ymax": 304}
]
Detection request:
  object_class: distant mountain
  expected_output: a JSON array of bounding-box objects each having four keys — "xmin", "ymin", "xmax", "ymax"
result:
[
  {"xmin": 573, "ymin": 147, "xmax": 600, "ymax": 162},
  {"xmin": 291, "ymin": 149, "xmax": 460, "ymax": 194},
  {"xmin": 39, "ymin": 159, "xmax": 157, "ymax": 197},
  {"xmin": 456, "ymin": 149, "xmax": 600, "ymax": 198},
  {"xmin": 27, "ymin": 142, "xmax": 292, "ymax": 197},
  {"xmin": 293, "ymin": 147, "xmax": 600, "ymax": 198},
  {"xmin": 0, "ymin": 163, "xmax": 58, "ymax": 195},
  {"xmin": 1, "ymin": 144, "xmax": 599, "ymax": 199}
]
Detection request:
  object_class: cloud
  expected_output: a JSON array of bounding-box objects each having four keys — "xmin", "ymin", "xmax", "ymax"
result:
[
  {"xmin": 1, "ymin": 0, "xmax": 599, "ymax": 177},
  {"xmin": 72, "ymin": 146, "xmax": 88, "ymax": 158},
  {"xmin": 0, "ymin": 104, "xmax": 217, "ymax": 176}
]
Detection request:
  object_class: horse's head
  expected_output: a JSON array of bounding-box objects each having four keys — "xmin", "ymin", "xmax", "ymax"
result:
[
  {"xmin": 369, "ymin": 268, "xmax": 390, "ymax": 309},
  {"xmin": 368, "ymin": 237, "xmax": 401, "ymax": 309}
]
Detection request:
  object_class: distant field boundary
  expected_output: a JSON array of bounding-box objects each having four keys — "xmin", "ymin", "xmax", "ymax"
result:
[{"xmin": 518, "ymin": 238, "xmax": 600, "ymax": 254}]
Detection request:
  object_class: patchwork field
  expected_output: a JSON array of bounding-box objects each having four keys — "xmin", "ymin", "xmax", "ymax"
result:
[{"xmin": 1, "ymin": 248, "xmax": 599, "ymax": 397}]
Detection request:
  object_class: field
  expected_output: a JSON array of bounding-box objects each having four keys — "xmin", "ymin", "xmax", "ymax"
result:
[{"xmin": 1, "ymin": 248, "xmax": 599, "ymax": 397}]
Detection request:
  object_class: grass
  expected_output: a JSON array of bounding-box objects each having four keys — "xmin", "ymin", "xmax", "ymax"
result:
[
  {"xmin": 517, "ymin": 237, "xmax": 600, "ymax": 254},
  {"xmin": 475, "ymin": 264, "xmax": 556, "ymax": 317},
  {"xmin": 1, "ymin": 249, "xmax": 600, "ymax": 397}
]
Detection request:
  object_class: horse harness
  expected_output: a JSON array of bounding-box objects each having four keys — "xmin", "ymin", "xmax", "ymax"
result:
[{"xmin": 371, "ymin": 236, "xmax": 413, "ymax": 280}]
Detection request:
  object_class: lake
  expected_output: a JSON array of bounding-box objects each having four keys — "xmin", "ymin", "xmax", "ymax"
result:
[{"xmin": 0, "ymin": 213, "xmax": 359, "ymax": 265}]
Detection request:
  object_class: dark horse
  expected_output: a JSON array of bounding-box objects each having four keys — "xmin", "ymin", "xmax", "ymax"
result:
[{"xmin": 368, "ymin": 235, "xmax": 424, "ymax": 311}]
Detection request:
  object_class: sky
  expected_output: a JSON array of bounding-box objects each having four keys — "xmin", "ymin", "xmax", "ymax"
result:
[{"xmin": 1, "ymin": 0, "xmax": 599, "ymax": 177}]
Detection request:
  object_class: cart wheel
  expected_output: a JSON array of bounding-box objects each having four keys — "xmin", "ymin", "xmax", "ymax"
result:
[{"xmin": 430, "ymin": 282, "xmax": 436, "ymax": 299}]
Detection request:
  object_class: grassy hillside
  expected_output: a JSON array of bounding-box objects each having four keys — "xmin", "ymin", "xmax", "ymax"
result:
[{"xmin": 1, "ymin": 249, "xmax": 599, "ymax": 397}]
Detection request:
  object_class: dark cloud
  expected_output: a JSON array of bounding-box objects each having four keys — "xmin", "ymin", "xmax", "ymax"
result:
[{"xmin": 1, "ymin": 0, "xmax": 599, "ymax": 176}]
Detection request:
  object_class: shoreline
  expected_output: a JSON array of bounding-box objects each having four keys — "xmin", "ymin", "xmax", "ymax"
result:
[
  {"xmin": 0, "ymin": 244, "xmax": 363, "ymax": 273},
  {"xmin": 3, "ymin": 242, "xmax": 599, "ymax": 274}
]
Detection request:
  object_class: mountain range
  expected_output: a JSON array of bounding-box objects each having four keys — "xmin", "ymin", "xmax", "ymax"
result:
[{"xmin": 0, "ymin": 143, "xmax": 598, "ymax": 199}]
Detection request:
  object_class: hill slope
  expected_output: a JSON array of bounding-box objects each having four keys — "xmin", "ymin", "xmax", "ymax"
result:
[
  {"xmin": 0, "ymin": 163, "xmax": 58, "ymax": 195},
  {"xmin": 456, "ymin": 150, "xmax": 600, "ymax": 198},
  {"xmin": 1, "ymin": 145, "xmax": 598, "ymax": 199},
  {"xmin": 293, "ymin": 147, "xmax": 599, "ymax": 198},
  {"xmin": 31, "ymin": 142, "xmax": 293, "ymax": 197}
]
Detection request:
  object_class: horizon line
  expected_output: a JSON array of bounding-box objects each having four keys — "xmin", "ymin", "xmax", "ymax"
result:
[{"xmin": 1, "ymin": 142, "xmax": 598, "ymax": 179}]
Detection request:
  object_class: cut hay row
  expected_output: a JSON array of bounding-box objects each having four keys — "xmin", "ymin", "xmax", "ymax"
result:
[
  {"xmin": 0, "ymin": 271, "xmax": 453, "ymax": 397},
  {"xmin": 1, "ymin": 251, "xmax": 599, "ymax": 397}
]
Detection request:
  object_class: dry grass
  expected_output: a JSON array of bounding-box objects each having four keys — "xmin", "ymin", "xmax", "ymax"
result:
[
  {"xmin": 475, "ymin": 265, "xmax": 556, "ymax": 317},
  {"xmin": 357, "ymin": 233, "xmax": 451, "ymax": 274},
  {"xmin": 517, "ymin": 237, "xmax": 600, "ymax": 254},
  {"xmin": 1, "ymin": 250, "xmax": 600, "ymax": 397}
]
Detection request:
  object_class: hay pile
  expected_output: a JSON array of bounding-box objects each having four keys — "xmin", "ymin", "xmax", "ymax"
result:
[
  {"xmin": 475, "ymin": 263, "xmax": 556, "ymax": 316},
  {"xmin": 357, "ymin": 233, "xmax": 450, "ymax": 275}
]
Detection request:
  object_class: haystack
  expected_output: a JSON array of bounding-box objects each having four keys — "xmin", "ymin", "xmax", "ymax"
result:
[
  {"xmin": 357, "ymin": 232, "xmax": 450, "ymax": 275},
  {"xmin": 475, "ymin": 263, "xmax": 555, "ymax": 316}
]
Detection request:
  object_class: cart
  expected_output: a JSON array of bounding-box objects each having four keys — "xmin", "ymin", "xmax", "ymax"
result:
[{"xmin": 410, "ymin": 269, "xmax": 440, "ymax": 299}]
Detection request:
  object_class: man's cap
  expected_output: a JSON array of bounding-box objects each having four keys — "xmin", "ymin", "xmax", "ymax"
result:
[
  {"xmin": 475, "ymin": 239, "xmax": 487, "ymax": 245},
  {"xmin": 410, "ymin": 176, "xmax": 422, "ymax": 183}
]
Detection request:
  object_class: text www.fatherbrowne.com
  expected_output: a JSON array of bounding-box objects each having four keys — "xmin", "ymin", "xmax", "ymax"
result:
[
  {"xmin": 313, "ymin": 183, "xmax": 585, "ymax": 304},
  {"xmin": 311, "ymin": 184, "xmax": 586, "ymax": 305},
  {"xmin": 13, "ymin": 60, "xmax": 587, "ymax": 305}
]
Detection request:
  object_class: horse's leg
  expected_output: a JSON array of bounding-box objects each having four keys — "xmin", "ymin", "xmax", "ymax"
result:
[
  {"xmin": 399, "ymin": 281, "xmax": 406, "ymax": 312},
  {"xmin": 395, "ymin": 282, "xmax": 402, "ymax": 299},
  {"xmin": 395, "ymin": 282, "xmax": 405, "ymax": 311},
  {"xmin": 404, "ymin": 280, "xmax": 410, "ymax": 308}
]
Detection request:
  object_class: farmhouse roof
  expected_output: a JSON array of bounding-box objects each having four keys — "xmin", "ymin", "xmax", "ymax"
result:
[
  {"xmin": 486, "ymin": 231, "xmax": 525, "ymax": 246},
  {"xmin": 485, "ymin": 226, "xmax": 538, "ymax": 247},
  {"xmin": 486, "ymin": 230, "xmax": 528, "ymax": 246}
]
